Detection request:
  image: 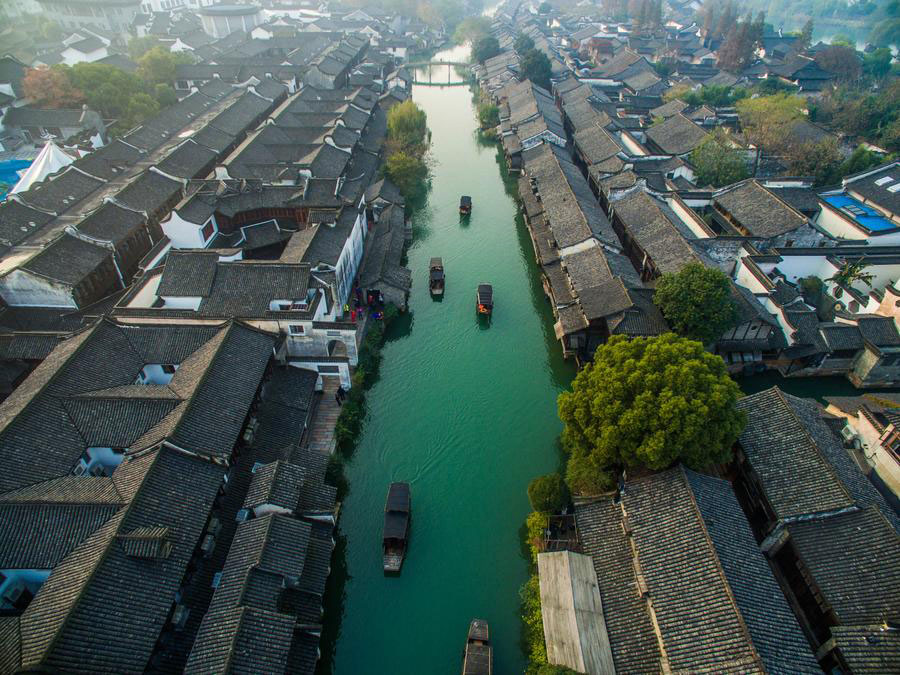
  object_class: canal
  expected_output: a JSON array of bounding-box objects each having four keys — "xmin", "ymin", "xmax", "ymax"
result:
[{"xmin": 318, "ymin": 45, "xmax": 575, "ymax": 674}]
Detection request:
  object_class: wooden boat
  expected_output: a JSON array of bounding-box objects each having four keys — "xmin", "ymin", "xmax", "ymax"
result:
[
  {"xmin": 476, "ymin": 283, "xmax": 493, "ymax": 315},
  {"xmin": 459, "ymin": 195, "xmax": 472, "ymax": 215},
  {"xmin": 383, "ymin": 482, "xmax": 410, "ymax": 574},
  {"xmin": 429, "ymin": 257, "xmax": 445, "ymax": 296},
  {"xmin": 462, "ymin": 619, "xmax": 492, "ymax": 675}
]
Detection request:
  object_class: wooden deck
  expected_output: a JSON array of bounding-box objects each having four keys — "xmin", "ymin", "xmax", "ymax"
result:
[
  {"xmin": 307, "ymin": 377, "xmax": 341, "ymax": 456},
  {"xmin": 537, "ymin": 550, "xmax": 616, "ymax": 675}
]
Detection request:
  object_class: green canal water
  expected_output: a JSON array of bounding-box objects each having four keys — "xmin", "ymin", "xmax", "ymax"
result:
[{"xmin": 318, "ymin": 47, "xmax": 575, "ymax": 674}]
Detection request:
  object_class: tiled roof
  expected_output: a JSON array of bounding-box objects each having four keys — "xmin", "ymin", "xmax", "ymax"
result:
[
  {"xmin": 737, "ymin": 387, "xmax": 900, "ymax": 530},
  {"xmin": 76, "ymin": 202, "xmax": 147, "ymax": 245},
  {"xmin": 831, "ymin": 624, "xmax": 900, "ymax": 673},
  {"xmin": 20, "ymin": 233, "xmax": 111, "ymax": 286},
  {"xmin": 18, "ymin": 446, "xmax": 225, "ymax": 672},
  {"xmin": 786, "ymin": 506, "xmax": 900, "ymax": 625},
  {"xmin": 714, "ymin": 180, "xmax": 808, "ymax": 238},
  {"xmin": 644, "ymin": 113, "xmax": 708, "ymax": 155},
  {"xmin": 576, "ymin": 467, "xmax": 816, "ymax": 672}
]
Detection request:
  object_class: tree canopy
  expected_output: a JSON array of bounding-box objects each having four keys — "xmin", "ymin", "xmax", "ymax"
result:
[
  {"xmin": 690, "ymin": 128, "xmax": 749, "ymax": 188},
  {"xmin": 527, "ymin": 473, "xmax": 569, "ymax": 513},
  {"xmin": 22, "ymin": 62, "xmax": 180, "ymax": 132},
  {"xmin": 453, "ymin": 16, "xmax": 491, "ymax": 45},
  {"xmin": 519, "ymin": 48, "xmax": 552, "ymax": 91},
  {"xmin": 472, "ymin": 36, "xmax": 501, "ymax": 63},
  {"xmin": 815, "ymin": 46, "xmax": 861, "ymax": 83},
  {"xmin": 558, "ymin": 334, "xmax": 745, "ymax": 494},
  {"xmin": 137, "ymin": 47, "xmax": 193, "ymax": 86},
  {"xmin": 23, "ymin": 66, "xmax": 84, "ymax": 108},
  {"xmin": 384, "ymin": 151, "xmax": 429, "ymax": 200},
  {"xmin": 736, "ymin": 93, "xmax": 805, "ymax": 154},
  {"xmin": 387, "ymin": 99, "xmax": 428, "ymax": 153},
  {"xmin": 514, "ymin": 32, "xmax": 535, "ymax": 54},
  {"xmin": 654, "ymin": 263, "xmax": 738, "ymax": 344}
]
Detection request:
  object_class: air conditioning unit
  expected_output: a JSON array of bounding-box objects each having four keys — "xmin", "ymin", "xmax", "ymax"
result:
[
  {"xmin": 171, "ymin": 605, "xmax": 190, "ymax": 631},
  {"xmin": 207, "ymin": 517, "xmax": 222, "ymax": 538},
  {"xmin": 2, "ymin": 581, "xmax": 25, "ymax": 605},
  {"xmin": 72, "ymin": 463, "xmax": 88, "ymax": 477},
  {"xmin": 841, "ymin": 425, "xmax": 858, "ymax": 442},
  {"xmin": 89, "ymin": 464, "xmax": 106, "ymax": 477},
  {"xmin": 235, "ymin": 508, "xmax": 251, "ymax": 523},
  {"xmin": 200, "ymin": 534, "xmax": 215, "ymax": 557}
]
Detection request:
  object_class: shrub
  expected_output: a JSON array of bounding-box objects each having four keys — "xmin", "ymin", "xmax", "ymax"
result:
[{"xmin": 527, "ymin": 473, "xmax": 569, "ymax": 513}]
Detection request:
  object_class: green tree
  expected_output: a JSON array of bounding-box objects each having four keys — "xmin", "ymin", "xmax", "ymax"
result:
[
  {"xmin": 830, "ymin": 34, "xmax": 855, "ymax": 48},
  {"xmin": 137, "ymin": 46, "xmax": 192, "ymax": 86},
  {"xmin": 797, "ymin": 18, "xmax": 814, "ymax": 51},
  {"xmin": 863, "ymin": 48, "xmax": 892, "ymax": 79},
  {"xmin": 869, "ymin": 18, "xmax": 900, "ymax": 47},
  {"xmin": 123, "ymin": 93, "xmax": 159, "ymax": 129},
  {"xmin": 690, "ymin": 128, "xmax": 750, "ymax": 187},
  {"xmin": 736, "ymin": 93, "xmax": 805, "ymax": 155},
  {"xmin": 453, "ymin": 15, "xmax": 491, "ymax": 45},
  {"xmin": 787, "ymin": 138, "xmax": 841, "ymax": 186},
  {"xmin": 514, "ymin": 32, "xmax": 535, "ymax": 54},
  {"xmin": 654, "ymin": 263, "xmax": 738, "ymax": 343},
  {"xmin": 383, "ymin": 151, "xmax": 428, "ymax": 199},
  {"xmin": 387, "ymin": 99, "xmax": 428, "ymax": 153},
  {"xmin": 557, "ymin": 334, "xmax": 744, "ymax": 494},
  {"xmin": 828, "ymin": 258, "xmax": 874, "ymax": 289},
  {"xmin": 477, "ymin": 101, "xmax": 499, "ymax": 129},
  {"xmin": 154, "ymin": 83, "xmax": 177, "ymax": 107},
  {"xmin": 527, "ymin": 473, "xmax": 569, "ymax": 513},
  {"xmin": 128, "ymin": 36, "xmax": 163, "ymax": 60},
  {"xmin": 520, "ymin": 574, "xmax": 547, "ymax": 666},
  {"xmin": 472, "ymin": 35, "xmax": 501, "ymax": 63},
  {"xmin": 815, "ymin": 45, "xmax": 861, "ymax": 82},
  {"xmin": 519, "ymin": 48, "xmax": 552, "ymax": 91}
]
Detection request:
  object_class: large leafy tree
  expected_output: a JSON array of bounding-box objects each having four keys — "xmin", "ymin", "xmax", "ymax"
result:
[
  {"xmin": 815, "ymin": 46, "xmax": 861, "ymax": 83},
  {"xmin": 654, "ymin": 263, "xmax": 738, "ymax": 343},
  {"xmin": 383, "ymin": 151, "xmax": 428, "ymax": 199},
  {"xmin": 736, "ymin": 93, "xmax": 804, "ymax": 155},
  {"xmin": 23, "ymin": 66, "xmax": 84, "ymax": 108},
  {"xmin": 690, "ymin": 128, "xmax": 749, "ymax": 188},
  {"xmin": 558, "ymin": 334, "xmax": 744, "ymax": 494},
  {"xmin": 519, "ymin": 48, "xmax": 552, "ymax": 91},
  {"xmin": 387, "ymin": 99, "xmax": 428, "ymax": 153},
  {"xmin": 137, "ymin": 46, "xmax": 193, "ymax": 86},
  {"xmin": 472, "ymin": 36, "xmax": 501, "ymax": 63},
  {"xmin": 527, "ymin": 473, "xmax": 569, "ymax": 513},
  {"xmin": 514, "ymin": 32, "xmax": 534, "ymax": 54}
]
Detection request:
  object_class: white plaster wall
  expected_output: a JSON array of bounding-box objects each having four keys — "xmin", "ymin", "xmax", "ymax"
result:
[
  {"xmin": 161, "ymin": 211, "xmax": 216, "ymax": 249},
  {"xmin": 0, "ymin": 269, "xmax": 76, "ymax": 308}
]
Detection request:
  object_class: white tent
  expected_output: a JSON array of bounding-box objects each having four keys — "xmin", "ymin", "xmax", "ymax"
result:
[{"xmin": 9, "ymin": 141, "xmax": 75, "ymax": 195}]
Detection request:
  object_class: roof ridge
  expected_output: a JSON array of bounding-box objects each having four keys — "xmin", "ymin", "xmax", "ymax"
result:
[{"xmin": 679, "ymin": 466, "xmax": 767, "ymax": 671}]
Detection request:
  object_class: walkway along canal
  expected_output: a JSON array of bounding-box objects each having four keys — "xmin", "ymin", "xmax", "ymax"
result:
[{"xmin": 317, "ymin": 46, "xmax": 575, "ymax": 673}]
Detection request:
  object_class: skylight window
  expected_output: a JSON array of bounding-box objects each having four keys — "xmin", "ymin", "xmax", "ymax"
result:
[
  {"xmin": 875, "ymin": 176, "xmax": 894, "ymax": 186},
  {"xmin": 889, "ymin": 184, "xmax": 900, "ymax": 193}
]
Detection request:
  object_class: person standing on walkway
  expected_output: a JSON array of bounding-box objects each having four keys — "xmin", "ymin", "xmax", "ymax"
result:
[
  {"xmin": 335, "ymin": 387, "xmax": 343, "ymax": 406},
  {"xmin": 337, "ymin": 385, "xmax": 346, "ymax": 404}
]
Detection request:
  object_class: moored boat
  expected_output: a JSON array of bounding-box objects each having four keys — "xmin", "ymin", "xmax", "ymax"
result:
[
  {"xmin": 383, "ymin": 482, "xmax": 410, "ymax": 574},
  {"xmin": 462, "ymin": 619, "xmax": 492, "ymax": 675},
  {"xmin": 459, "ymin": 195, "xmax": 472, "ymax": 215},
  {"xmin": 429, "ymin": 257, "xmax": 445, "ymax": 297},
  {"xmin": 476, "ymin": 283, "xmax": 493, "ymax": 315}
]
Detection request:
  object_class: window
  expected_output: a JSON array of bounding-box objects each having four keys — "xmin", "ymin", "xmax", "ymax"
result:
[
  {"xmin": 318, "ymin": 365, "xmax": 340, "ymax": 373},
  {"xmin": 161, "ymin": 364, "xmax": 177, "ymax": 374},
  {"xmin": 289, "ymin": 324, "xmax": 305, "ymax": 335},
  {"xmin": 201, "ymin": 220, "xmax": 214, "ymax": 242}
]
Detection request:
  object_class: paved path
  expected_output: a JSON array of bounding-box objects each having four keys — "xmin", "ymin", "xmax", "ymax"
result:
[{"xmin": 308, "ymin": 378, "xmax": 341, "ymax": 456}]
